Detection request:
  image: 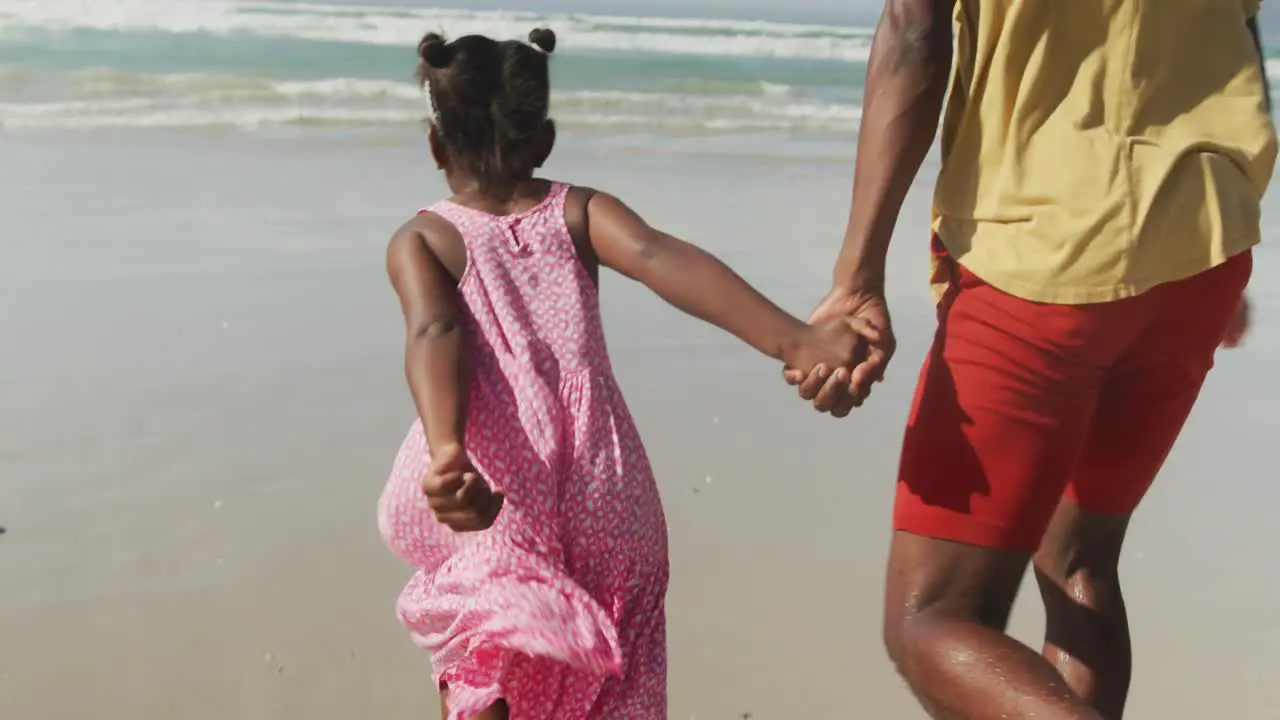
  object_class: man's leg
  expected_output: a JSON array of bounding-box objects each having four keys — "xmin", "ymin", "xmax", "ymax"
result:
[
  {"xmin": 883, "ymin": 264, "xmax": 1143, "ymax": 720},
  {"xmin": 1034, "ymin": 503, "xmax": 1131, "ymax": 720},
  {"xmin": 884, "ymin": 534, "xmax": 1103, "ymax": 720},
  {"xmin": 1033, "ymin": 250, "xmax": 1253, "ymax": 719}
]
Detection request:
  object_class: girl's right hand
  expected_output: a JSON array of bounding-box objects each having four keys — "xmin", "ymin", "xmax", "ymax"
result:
[
  {"xmin": 781, "ymin": 319, "xmax": 869, "ymax": 391},
  {"xmin": 783, "ymin": 287, "xmax": 896, "ymax": 417},
  {"xmin": 423, "ymin": 444, "xmax": 505, "ymax": 532}
]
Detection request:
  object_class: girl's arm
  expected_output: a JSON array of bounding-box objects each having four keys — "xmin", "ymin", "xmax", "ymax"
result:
[
  {"xmin": 386, "ymin": 220, "xmax": 468, "ymax": 455},
  {"xmin": 584, "ymin": 192, "xmax": 864, "ymax": 367},
  {"xmin": 386, "ymin": 218, "xmax": 503, "ymax": 532}
]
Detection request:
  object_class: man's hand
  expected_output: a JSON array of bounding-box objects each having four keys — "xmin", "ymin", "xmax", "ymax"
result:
[
  {"xmin": 779, "ymin": 315, "xmax": 875, "ymax": 386},
  {"xmin": 423, "ymin": 444, "xmax": 504, "ymax": 532},
  {"xmin": 783, "ymin": 287, "xmax": 896, "ymax": 417},
  {"xmin": 1222, "ymin": 294, "xmax": 1251, "ymax": 348}
]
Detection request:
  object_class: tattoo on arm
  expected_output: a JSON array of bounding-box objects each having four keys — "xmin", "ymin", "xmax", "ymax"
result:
[{"xmin": 420, "ymin": 317, "xmax": 459, "ymax": 337}]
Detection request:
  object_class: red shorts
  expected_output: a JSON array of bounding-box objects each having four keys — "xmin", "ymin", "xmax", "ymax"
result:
[{"xmin": 894, "ymin": 239, "xmax": 1252, "ymax": 552}]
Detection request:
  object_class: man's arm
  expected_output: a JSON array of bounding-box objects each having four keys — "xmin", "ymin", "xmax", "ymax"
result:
[
  {"xmin": 1247, "ymin": 17, "xmax": 1272, "ymax": 114},
  {"xmin": 833, "ymin": 0, "xmax": 956, "ymax": 291}
]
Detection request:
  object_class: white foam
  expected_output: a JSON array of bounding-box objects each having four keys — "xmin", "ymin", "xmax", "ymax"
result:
[
  {"xmin": 556, "ymin": 89, "xmax": 861, "ymax": 127},
  {"xmin": 759, "ymin": 81, "xmax": 794, "ymax": 97},
  {"xmin": 273, "ymin": 77, "xmax": 423, "ymax": 101},
  {"xmin": 0, "ymin": 0, "xmax": 874, "ymax": 62},
  {"xmin": 0, "ymin": 70, "xmax": 862, "ymax": 133},
  {"xmin": 0, "ymin": 100, "xmax": 424, "ymax": 129}
]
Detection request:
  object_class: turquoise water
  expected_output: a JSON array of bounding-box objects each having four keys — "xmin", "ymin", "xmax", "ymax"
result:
[
  {"xmin": 0, "ymin": 1, "xmax": 872, "ymax": 137},
  {"xmin": 0, "ymin": 0, "xmax": 1273, "ymax": 140}
]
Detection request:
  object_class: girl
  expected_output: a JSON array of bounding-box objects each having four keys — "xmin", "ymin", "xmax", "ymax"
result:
[{"xmin": 377, "ymin": 28, "xmax": 867, "ymax": 720}]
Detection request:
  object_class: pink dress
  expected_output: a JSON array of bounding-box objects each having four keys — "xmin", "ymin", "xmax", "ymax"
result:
[{"xmin": 377, "ymin": 182, "xmax": 669, "ymax": 720}]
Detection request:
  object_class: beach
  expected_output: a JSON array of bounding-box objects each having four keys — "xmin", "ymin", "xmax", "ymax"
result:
[
  {"xmin": 2, "ymin": 128, "xmax": 1279, "ymax": 719},
  {"xmin": 3, "ymin": 2, "xmax": 1280, "ymax": 718}
]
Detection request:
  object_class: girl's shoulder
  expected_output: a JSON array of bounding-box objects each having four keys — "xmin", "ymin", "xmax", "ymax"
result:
[
  {"xmin": 561, "ymin": 183, "xmax": 592, "ymax": 217},
  {"xmin": 403, "ymin": 204, "xmax": 458, "ymax": 237},
  {"xmin": 561, "ymin": 184, "xmax": 600, "ymax": 269},
  {"xmin": 416, "ymin": 195, "xmax": 463, "ymax": 218},
  {"xmin": 389, "ymin": 209, "xmax": 468, "ymax": 282}
]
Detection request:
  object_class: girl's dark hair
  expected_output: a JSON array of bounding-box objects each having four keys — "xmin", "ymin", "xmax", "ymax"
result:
[{"xmin": 417, "ymin": 28, "xmax": 556, "ymax": 192}]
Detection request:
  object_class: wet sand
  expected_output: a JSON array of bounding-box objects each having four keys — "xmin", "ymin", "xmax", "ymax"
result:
[{"xmin": 1, "ymin": 129, "xmax": 1278, "ymax": 718}]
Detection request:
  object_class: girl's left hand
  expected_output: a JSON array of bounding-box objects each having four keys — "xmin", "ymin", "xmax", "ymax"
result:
[{"xmin": 423, "ymin": 445, "xmax": 505, "ymax": 532}]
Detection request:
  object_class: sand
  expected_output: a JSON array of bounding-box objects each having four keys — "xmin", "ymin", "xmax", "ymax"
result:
[{"xmin": 1, "ymin": 128, "xmax": 1278, "ymax": 718}]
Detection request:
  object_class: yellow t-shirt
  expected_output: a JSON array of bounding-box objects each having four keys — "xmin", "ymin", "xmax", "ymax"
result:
[{"xmin": 931, "ymin": 0, "xmax": 1276, "ymax": 304}]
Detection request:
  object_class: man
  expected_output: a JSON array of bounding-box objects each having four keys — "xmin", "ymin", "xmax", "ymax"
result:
[{"xmin": 786, "ymin": 1, "xmax": 1274, "ymax": 718}]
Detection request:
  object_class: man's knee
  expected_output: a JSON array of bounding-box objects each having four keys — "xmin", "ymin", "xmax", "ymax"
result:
[
  {"xmin": 883, "ymin": 607, "xmax": 911, "ymax": 674},
  {"xmin": 884, "ymin": 600, "xmax": 1023, "ymax": 692},
  {"xmin": 884, "ymin": 608, "xmax": 952, "ymax": 679},
  {"xmin": 883, "ymin": 607, "xmax": 940, "ymax": 682},
  {"xmin": 883, "ymin": 533, "xmax": 1027, "ymax": 679},
  {"xmin": 1034, "ymin": 500, "xmax": 1129, "ymax": 609},
  {"xmin": 1035, "ymin": 555, "xmax": 1123, "ymax": 604}
]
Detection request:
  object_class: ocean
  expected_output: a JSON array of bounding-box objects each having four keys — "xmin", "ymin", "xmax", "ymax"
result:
[
  {"xmin": 3, "ymin": 0, "xmax": 1277, "ymax": 153},
  {"xmin": 0, "ymin": 0, "xmax": 874, "ymax": 143},
  {"xmin": 4, "ymin": 4, "xmax": 1280, "ymax": 720}
]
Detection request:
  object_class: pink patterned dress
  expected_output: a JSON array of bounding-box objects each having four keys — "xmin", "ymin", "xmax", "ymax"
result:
[{"xmin": 377, "ymin": 182, "xmax": 669, "ymax": 720}]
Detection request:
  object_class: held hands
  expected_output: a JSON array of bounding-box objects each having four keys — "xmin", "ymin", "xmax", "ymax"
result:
[
  {"xmin": 782, "ymin": 286, "xmax": 896, "ymax": 417},
  {"xmin": 781, "ymin": 316, "xmax": 871, "ymax": 388},
  {"xmin": 422, "ymin": 443, "xmax": 504, "ymax": 532}
]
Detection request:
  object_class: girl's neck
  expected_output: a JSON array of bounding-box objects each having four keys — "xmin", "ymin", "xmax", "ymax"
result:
[{"xmin": 446, "ymin": 176, "xmax": 550, "ymax": 217}]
